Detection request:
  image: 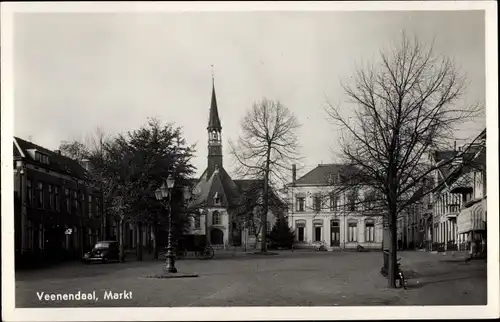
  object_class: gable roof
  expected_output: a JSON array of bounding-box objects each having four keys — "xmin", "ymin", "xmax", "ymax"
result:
[
  {"xmin": 293, "ymin": 164, "xmax": 359, "ymax": 186},
  {"xmin": 189, "ymin": 169, "xmax": 285, "ymax": 215},
  {"xmin": 190, "ymin": 166, "xmax": 244, "ymax": 209},
  {"xmin": 14, "ymin": 136, "xmax": 88, "ymax": 179}
]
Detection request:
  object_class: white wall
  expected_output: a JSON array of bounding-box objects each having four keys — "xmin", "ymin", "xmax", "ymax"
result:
[{"xmin": 287, "ymin": 184, "xmax": 383, "ymax": 249}]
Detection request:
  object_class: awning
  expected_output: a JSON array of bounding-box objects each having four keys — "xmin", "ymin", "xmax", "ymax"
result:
[{"xmin": 457, "ymin": 200, "xmax": 486, "ymax": 234}]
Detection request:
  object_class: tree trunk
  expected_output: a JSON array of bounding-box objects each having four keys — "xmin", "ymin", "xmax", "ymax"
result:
[
  {"xmin": 119, "ymin": 217, "xmax": 125, "ymax": 262},
  {"xmin": 136, "ymin": 223, "xmax": 143, "ymax": 261},
  {"xmin": 152, "ymin": 222, "xmax": 158, "ymax": 260},
  {"xmin": 261, "ymin": 147, "xmax": 271, "ymax": 253},
  {"xmin": 253, "ymin": 232, "xmax": 259, "ymax": 249},
  {"xmin": 387, "ymin": 207, "xmax": 398, "ymax": 288}
]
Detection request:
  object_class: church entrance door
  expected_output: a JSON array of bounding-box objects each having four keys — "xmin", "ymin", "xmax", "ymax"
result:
[{"xmin": 210, "ymin": 228, "xmax": 224, "ymax": 245}]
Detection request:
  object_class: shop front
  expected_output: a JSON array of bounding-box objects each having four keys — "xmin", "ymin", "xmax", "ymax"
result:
[{"xmin": 457, "ymin": 198, "xmax": 486, "ymax": 255}]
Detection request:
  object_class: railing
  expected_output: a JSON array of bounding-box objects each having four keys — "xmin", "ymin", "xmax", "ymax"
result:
[
  {"xmin": 447, "ymin": 241, "xmax": 458, "ymax": 251},
  {"xmin": 431, "ymin": 242, "xmax": 444, "ymax": 252},
  {"xmin": 458, "ymin": 241, "xmax": 470, "ymax": 251},
  {"xmin": 420, "ymin": 240, "xmax": 432, "ymax": 251}
]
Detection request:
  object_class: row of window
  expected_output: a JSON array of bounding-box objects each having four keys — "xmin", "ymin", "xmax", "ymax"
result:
[
  {"xmin": 295, "ymin": 193, "xmax": 377, "ymax": 212},
  {"xmin": 296, "ymin": 221, "xmax": 375, "ymax": 243},
  {"xmin": 24, "ymin": 220, "xmax": 99, "ymax": 252},
  {"xmin": 25, "ymin": 179, "xmax": 101, "ymax": 217}
]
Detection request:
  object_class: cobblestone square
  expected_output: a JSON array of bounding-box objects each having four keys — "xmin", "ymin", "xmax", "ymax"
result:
[{"xmin": 15, "ymin": 251, "xmax": 487, "ymax": 307}]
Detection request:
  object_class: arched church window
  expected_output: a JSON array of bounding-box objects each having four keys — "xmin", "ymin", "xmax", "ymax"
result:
[
  {"xmin": 212, "ymin": 211, "xmax": 221, "ymax": 225},
  {"xmin": 212, "ymin": 130, "xmax": 218, "ymax": 140}
]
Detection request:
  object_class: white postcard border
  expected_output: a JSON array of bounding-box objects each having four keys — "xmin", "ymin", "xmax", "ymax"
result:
[{"xmin": 1, "ymin": 1, "xmax": 498, "ymax": 321}]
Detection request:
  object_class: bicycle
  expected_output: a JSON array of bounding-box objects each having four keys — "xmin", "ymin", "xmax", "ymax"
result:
[
  {"xmin": 315, "ymin": 241, "xmax": 328, "ymax": 251},
  {"xmin": 195, "ymin": 245, "xmax": 215, "ymax": 260},
  {"xmin": 396, "ymin": 257, "xmax": 408, "ymax": 289}
]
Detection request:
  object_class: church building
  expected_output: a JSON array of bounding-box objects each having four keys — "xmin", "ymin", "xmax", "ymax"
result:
[{"xmin": 188, "ymin": 79, "xmax": 283, "ymax": 249}]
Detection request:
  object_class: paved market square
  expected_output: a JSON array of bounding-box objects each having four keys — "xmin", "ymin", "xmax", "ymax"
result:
[{"xmin": 15, "ymin": 251, "xmax": 486, "ymax": 307}]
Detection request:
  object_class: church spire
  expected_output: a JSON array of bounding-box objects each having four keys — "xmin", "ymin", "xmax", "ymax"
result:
[
  {"xmin": 208, "ymin": 67, "xmax": 222, "ymax": 131},
  {"xmin": 206, "ymin": 68, "xmax": 223, "ymax": 180}
]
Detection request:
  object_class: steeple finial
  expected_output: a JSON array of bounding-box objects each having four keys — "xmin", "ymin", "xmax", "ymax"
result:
[{"xmin": 211, "ymin": 64, "xmax": 215, "ymax": 86}]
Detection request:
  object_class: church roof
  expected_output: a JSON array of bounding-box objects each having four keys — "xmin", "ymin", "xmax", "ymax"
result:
[
  {"xmin": 189, "ymin": 168, "xmax": 286, "ymax": 215},
  {"xmin": 207, "ymin": 81, "xmax": 222, "ymax": 130},
  {"xmin": 190, "ymin": 166, "xmax": 244, "ymax": 209}
]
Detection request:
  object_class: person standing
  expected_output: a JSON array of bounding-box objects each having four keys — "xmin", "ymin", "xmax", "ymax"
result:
[{"xmin": 465, "ymin": 233, "xmax": 475, "ymax": 262}]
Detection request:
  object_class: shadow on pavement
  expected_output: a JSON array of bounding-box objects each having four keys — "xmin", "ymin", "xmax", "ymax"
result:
[{"xmin": 409, "ymin": 275, "xmax": 477, "ymax": 289}]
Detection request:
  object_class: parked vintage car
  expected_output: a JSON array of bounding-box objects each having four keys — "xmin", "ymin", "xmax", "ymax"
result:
[{"xmin": 83, "ymin": 241, "xmax": 120, "ymax": 264}]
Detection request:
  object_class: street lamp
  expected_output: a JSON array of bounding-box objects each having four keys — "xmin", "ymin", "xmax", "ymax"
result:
[
  {"xmin": 152, "ymin": 175, "xmax": 198, "ymax": 278},
  {"xmin": 155, "ymin": 175, "xmax": 177, "ymax": 273}
]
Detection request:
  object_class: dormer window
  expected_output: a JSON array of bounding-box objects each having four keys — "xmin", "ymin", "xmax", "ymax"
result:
[
  {"xmin": 34, "ymin": 151, "xmax": 50, "ymax": 165},
  {"xmin": 214, "ymin": 192, "xmax": 221, "ymax": 205}
]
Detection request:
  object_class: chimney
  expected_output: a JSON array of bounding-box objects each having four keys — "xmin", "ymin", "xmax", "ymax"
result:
[
  {"xmin": 54, "ymin": 149, "xmax": 61, "ymax": 155},
  {"xmin": 454, "ymin": 141, "xmax": 457, "ymax": 151},
  {"xmin": 292, "ymin": 164, "xmax": 297, "ymax": 183}
]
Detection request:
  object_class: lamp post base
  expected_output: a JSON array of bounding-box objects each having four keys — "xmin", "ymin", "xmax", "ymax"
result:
[{"xmin": 164, "ymin": 266, "xmax": 178, "ymax": 273}]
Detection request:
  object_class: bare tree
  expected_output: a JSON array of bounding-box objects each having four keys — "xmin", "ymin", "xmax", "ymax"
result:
[
  {"xmin": 233, "ymin": 181, "xmax": 288, "ymax": 249},
  {"xmin": 230, "ymin": 99, "xmax": 301, "ymax": 252},
  {"xmin": 326, "ymin": 33, "xmax": 482, "ymax": 288}
]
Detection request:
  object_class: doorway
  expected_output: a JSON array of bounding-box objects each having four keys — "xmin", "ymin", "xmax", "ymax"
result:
[
  {"xmin": 210, "ymin": 228, "xmax": 224, "ymax": 245},
  {"xmin": 330, "ymin": 220, "xmax": 340, "ymax": 246}
]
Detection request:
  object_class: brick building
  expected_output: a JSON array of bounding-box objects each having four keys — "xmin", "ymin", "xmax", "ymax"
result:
[{"xmin": 14, "ymin": 137, "xmax": 104, "ymax": 266}]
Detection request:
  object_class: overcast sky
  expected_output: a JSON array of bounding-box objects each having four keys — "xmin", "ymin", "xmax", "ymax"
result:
[{"xmin": 13, "ymin": 10, "xmax": 486, "ymax": 179}]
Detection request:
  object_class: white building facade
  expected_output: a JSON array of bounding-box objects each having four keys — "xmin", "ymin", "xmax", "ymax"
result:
[{"xmin": 286, "ymin": 164, "xmax": 383, "ymax": 251}]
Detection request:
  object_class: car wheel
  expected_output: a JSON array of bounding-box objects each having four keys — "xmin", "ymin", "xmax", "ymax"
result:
[{"xmin": 102, "ymin": 258, "xmax": 108, "ymax": 264}]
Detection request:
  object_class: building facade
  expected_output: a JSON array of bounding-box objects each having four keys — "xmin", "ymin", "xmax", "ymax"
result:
[
  {"xmin": 453, "ymin": 129, "xmax": 487, "ymax": 253},
  {"xmin": 286, "ymin": 164, "xmax": 383, "ymax": 250},
  {"xmin": 427, "ymin": 129, "xmax": 486, "ymax": 252},
  {"xmin": 188, "ymin": 79, "xmax": 281, "ymax": 249},
  {"xmin": 14, "ymin": 137, "xmax": 104, "ymax": 266}
]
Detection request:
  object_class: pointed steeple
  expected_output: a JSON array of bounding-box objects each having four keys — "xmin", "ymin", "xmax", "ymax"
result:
[{"xmin": 207, "ymin": 76, "xmax": 222, "ymax": 130}]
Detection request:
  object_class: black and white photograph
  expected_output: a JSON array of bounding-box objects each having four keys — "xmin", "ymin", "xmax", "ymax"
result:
[{"xmin": 1, "ymin": 1, "xmax": 498, "ymax": 321}]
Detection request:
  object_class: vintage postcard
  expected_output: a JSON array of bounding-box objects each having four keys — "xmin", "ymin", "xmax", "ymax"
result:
[{"xmin": 1, "ymin": 1, "xmax": 498, "ymax": 321}]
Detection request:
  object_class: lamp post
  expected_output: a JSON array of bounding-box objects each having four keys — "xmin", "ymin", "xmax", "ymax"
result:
[
  {"xmin": 155, "ymin": 174, "xmax": 177, "ymax": 273},
  {"xmin": 152, "ymin": 175, "xmax": 198, "ymax": 278}
]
